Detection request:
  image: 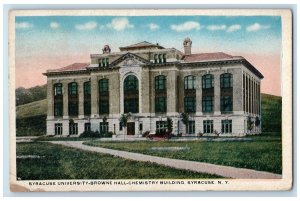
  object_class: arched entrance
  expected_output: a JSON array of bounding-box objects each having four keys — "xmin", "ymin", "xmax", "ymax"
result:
[{"xmin": 123, "ymin": 75, "xmax": 139, "ymax": 135}]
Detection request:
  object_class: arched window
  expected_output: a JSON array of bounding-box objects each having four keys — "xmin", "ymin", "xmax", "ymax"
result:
[
  {"xmin": 68, "ymin": 82, "xmax": 78, "ymax": 95},
  {"xmin": 99, "ymin": 79, "xmax": 109, "ymax": 95},
  {"xmin": 154, "ymin": 54, "xmax": 158, "ymax": 63},
  {"xmin": 220, "ymin": 73, "xmax": 233, "ymax": 88},
  {"xmin": 184, "ymin": 75, "xmax": 195, "ymax": 90},
  {"xmin": 202, "ymin": 74, "xmax": 214, "ymax": 89},
  {"xmin": 124, "ymin": 75, "xmax": 139, "ymax": 113},
  {"xmin": 68, "ymin": 82, "xmax": 78, "ymax": 116},
  {"xmin": 54, "ymin": 83, "xmax": 63, "ymax": 96},
  {"xmin": 155, "ymin": 75, "xmax": 166, "ymax": 91},
  {"xmin": 163, "ymin": 54, "xmax": 167, "ymax": 63},
  {"xmin": 158, "ymin": 54, "xmax": 163, "ymax": 63},
  {"xmin": 124, "ymin": 75, "xmax": 138, "ymax": 92}
]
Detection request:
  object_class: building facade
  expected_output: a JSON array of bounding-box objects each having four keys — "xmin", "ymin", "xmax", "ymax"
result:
[{"xmin": 44, "ymin": 38, "xmax": 263, "ymax": 137}]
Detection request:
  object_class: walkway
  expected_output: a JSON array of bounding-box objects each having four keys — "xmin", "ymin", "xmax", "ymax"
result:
[{"xmin": 50, "ymin": 141, "xmax": 281, "ymax": 179}]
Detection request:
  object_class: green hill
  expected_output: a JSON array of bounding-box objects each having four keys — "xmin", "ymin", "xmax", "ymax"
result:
[
  {"xmin": 16, "ymin": 99, "xmax": 47, "ymax": 118},
  {"xmin": 261, "ymin": 93, "xmax": 282, "ymax": 133},
  {"xmin": 16, "ymin": 99, "xmax": 47, "ymax": 136}
]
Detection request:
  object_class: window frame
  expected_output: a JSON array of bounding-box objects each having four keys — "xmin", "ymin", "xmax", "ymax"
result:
[
  {"xmin": 69, "ymin": 123, "xmax": 78, "ymax": 135},
  {"xmin": 155, "ymin": 75, "xmax": 166, "ymax": 91},
  {"xmin": 68, "ymin": 82, "xmax": 78, "ymax": 95},
  {"xmin": 220, "ymin": 73, "xmax": 233, "ymax": 88},
  {"xmin": 99, "ymin": 122, "xmax": 109, "ymax": 134},
  {"xmin": 221, "ymin": 120, "xmax": 232, "ymax": 134},
  {"xmin": 184, "ymin": 75, "xmax": 196, "ymax": 90},
  {"xmin": 203, "ymin": 120, "xmax": 214, "ymax": 134},
  {"xmin": 155, "ymin": 96, "xmax": 167, "ymax": 113},
  {"xmin": 54, "ymin": 123, "xmax": 63, "ymax": 135},
  {"xmin": 220, "ymin": 95, "xmax": 233, "ymax": 112},
  {"xmin": 202, "ymin": 74, "xmax": 214, "ymax": 89},
  {"xmin": 202, "ymin": 96, "xmax": 214, "ymax": 113},
  {"xmin": 184, "ymin": 97, "xmax": 196, "ymax": 113}
]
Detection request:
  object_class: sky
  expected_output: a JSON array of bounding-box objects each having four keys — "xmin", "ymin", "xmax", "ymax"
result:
[{"xmin": 15, "ymin": 15, "xmax": 282, "ymax": 96}]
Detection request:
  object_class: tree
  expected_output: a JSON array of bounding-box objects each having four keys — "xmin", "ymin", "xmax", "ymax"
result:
[
  {"xmin": 167, "ymin": 117, "xmax": 173, "ymax": 133},
  {"xmin": 181, "ymin": 113, "xmax": 189, "ymax": 133},
  {"xmin": 255, "ymin": 116, "xmax": 261, "ymax": 127},
  {"xmin": 119, "ymin": 113, "xmax": 130, "ymax": 129},
  {"xmin": 247, "ymin": 117, "xmax": 254, "ymax": 131}
]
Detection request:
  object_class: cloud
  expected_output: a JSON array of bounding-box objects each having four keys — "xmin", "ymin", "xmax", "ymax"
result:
[
  {"xmin": 107, "ymin": 18, "xmax": 134, "ymax": 31},
  {"xmin": 16, "ymin": 22, "xmax": 33, "ymax": 29},
  {"xmin": 206, "ymin": 25, "xmax": 226, "ymax": 31},
  {"xmin": 147, "ymin": 23, "xmax": 159, "ymax": 31},
  {"xmin": 246, "ymin": 23, "xmax": 270, "ymax": 32},
  {"xmin": 50, "ymin": 22, "xmax": 59, "ymax": 29},
  {"xmin": 226, "ymin": 24, "xmax": 241, "ymax": 32},
  {"xmin": 170, "ymin": 21, "xmax": 201, "ymax": 32},
  {"xmin": 75, "ymin": 21, "xmax": 97, "ymax": 30}
]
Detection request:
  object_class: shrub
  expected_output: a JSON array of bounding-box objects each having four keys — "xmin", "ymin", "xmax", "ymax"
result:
[
  {"xmin": 79, "ymin": 130, "xmax": 101, "ymax": 138},
  {"xmin": 142, "ymin": 131, "xmax": 150, "ymax": 137}
]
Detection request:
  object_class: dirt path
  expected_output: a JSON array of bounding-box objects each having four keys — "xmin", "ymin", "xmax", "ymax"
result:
[{"xmin": 50, "ymin": 141, "xmax": 282, "ymax": 179}]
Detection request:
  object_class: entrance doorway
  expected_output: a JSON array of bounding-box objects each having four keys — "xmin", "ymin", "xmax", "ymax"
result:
[{"xmin": 127, "ymin": 122, "xmax": 135, "ymax": 135}]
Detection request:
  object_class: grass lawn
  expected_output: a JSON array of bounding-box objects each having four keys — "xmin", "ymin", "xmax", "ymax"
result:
[
  {"xmin": 84, "ymin": 133, "xmax": 282, "ymax": 174},
  {"xmin": 16, "ymin": 142, "xmax": 222, "ymax": 180}
]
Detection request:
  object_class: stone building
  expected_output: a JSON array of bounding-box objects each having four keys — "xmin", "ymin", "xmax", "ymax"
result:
[{"xmin": 43, "ymin": 38, "xmax": 263, "ymax": 137}]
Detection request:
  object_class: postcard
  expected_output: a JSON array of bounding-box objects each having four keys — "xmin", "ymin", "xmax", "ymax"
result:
[{"xmin": 9, "ymin": 9, "xmax": 292, "ymax": 192}]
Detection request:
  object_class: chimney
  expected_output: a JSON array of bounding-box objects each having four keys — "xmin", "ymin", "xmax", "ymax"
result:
[{"xmin": 183, "ymin": 37, "xmax": 192, "ymax": 56}]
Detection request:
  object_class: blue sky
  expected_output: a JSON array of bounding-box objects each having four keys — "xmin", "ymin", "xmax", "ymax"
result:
[
  {"xmin": 15, "ymin": 15, "xmax": 282, "ymax": 96},
  {"xmin": 15, "ymin": 15, "xmax": 282, "ymax": 57}
]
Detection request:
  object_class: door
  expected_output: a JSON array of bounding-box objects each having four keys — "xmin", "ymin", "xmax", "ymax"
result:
[{"xmin": 127, "ymin": 122, "xmax": 135, "ymax": 135}]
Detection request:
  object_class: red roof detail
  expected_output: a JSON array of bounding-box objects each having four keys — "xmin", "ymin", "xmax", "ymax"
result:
[
  {"xmin": 50, "ymin": 63, "xmax": 90, "ymax": 72},
  {"xmin": 184, "ymin": 52, "xmax": 235, "ymax": 62}
]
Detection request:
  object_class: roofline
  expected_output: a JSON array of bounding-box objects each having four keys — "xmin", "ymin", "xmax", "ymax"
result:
[{"xmin": 43, "ymin": 58, "xmax": 263, "ymax": 79}]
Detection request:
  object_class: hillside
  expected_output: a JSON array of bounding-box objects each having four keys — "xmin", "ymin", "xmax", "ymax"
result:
[
  {"xmin": 261, "ymin": 93, "xmax": 282, "ymax": 133},
  {"xmin": 16, "ymin": 84, "xmax": 47, "ymax": 106},
  {"xmin": 16, "ymin": 99, "xmax": 47, "ymax": 118}
]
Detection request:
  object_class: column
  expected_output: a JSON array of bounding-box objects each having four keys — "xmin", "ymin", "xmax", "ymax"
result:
[
  {"xmin": 196, "ymin": 73, "xmax": 202, "ymax": 115},
  {"xmin": 232, "ymin": 69, "xmax": 243, "ymax": 113},
  {"xmin": 167, "ymin": 70, "xmax": 177, "ymax": 114},
  {"xmin": 90, "ymin": 75, "xmax": 99, "ymax": 117},
  {"xmin": 214, "ymin": 72, "xmax": 221, "ymax": 115},
  {"xmin": 62, "ymin": 80, "xmax": 69, "ymax": 119},
  {"xmin": 78, "ymin": 80, "xmax": 84, "ymax": 118},
  {"xmin": 109, "ymin": 72, "xmax": 120, "ymax": 116},
  {"xmin": 141, "ymin": 70, "xmax": 150, "ymax": 114},
  {"xmin": 47, "ymin": 79, "xmax": 54, "ymax": 119}
]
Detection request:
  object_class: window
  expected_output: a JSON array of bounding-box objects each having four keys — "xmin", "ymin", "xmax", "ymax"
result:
[
  {"xmin": 187, "ymin": 121, "xmax": 195, "ymax": 134},
  {"xmin": 202, "ymin": 74, "xmax": 214, "ymax": 89},
  {"xmin": 100, "ymin": 58, "xmax": 109, "ymax": 67},
  {"xmin": 184, "ymin": 76, "xmax": 195, "ymax": 90},
  {"xmin": 54, "ymin": 102, "xmax": 63, "ymax": 117},
  {"xmin": 84, "ymin": 81, "xmax": 91, "ymax": 116},
  {"xmin": 139, "ymin": 123, "xmax": 143, "ymax": 131},
  {"xmin": 163, "ymin": 54, "xmax": 167, "ymax": 63},
  {"xmin": 68, "ymin": 102, "xmax": 78, "ymax": 116},
  {"xmin": 222, "ymin": 120, "xmax": 232, "ymax": 134},
  {"xmin": 154, "ymin": 54, "xmax": 158, "ymax": 63},
  {"xmin": 100, "ymin": 122, "xmax": 109, "ymax": 134},
  {"xmin": 124, "ymin": 75, "xmax": 139, "ymax": 113},
  {"xmin": 184, "ymin": 97, "xmax": 195, "ymax": 113},
  {"xmin": 99, "ymin": 79, "xmax": 109, "ymax": 95},
  {"xmin": 54, "ymin": 83, "xmax": 63, "ymax": 96},
  {"xmin": 68, "ymin": 82, "xmax": 78, "ymax": 95},
  {"xmin": 124, "ymin": 75, "xmax": 138, "ymax": 92},
  {"xmin": 155, "ymin": 97, "xmax": 166, "ymax": 113},
  {"xmin": 221, "ymin": 96, "xmax": 233, "ymax": 112},
  {"xmin": 84, "ymin": 123, "xmax": 91, "ymax": 132},
  {"xmin": 124, "ymin": 99, "xmax": 139, "ymax": 113},
  {"xmin": 54, "ymin": 123, "xmax": 63, "ymax": 135},
  {"xmin": 220, "ymin": 73, "xmax": 233, "ymax": 88},
  {"xmin": 69, "ymin": 123, "xmax": 78, "ymax": 135},
  {"xmin": 202, "ymin": 96, "xmax": 214, "ymax": 113},
  {"xmin": 156, "ymin": 121, "xmax": 167, "ymax": 133},
  {"xmin": 158, "ymin": 54, "xmax": 163, "ymax": 63},
  {"xmin": 84, "ymin": 101, "xmax": 91, "ymax": 116},
  {"xmin": 155, "ymin": 75, "xmax": 166, "ymax": 91},
  {"xmin": 99, "ymin": 100, "xmax": 109, "ymax": 114},
  {"xmin": 203, "ymin": 120, "xmax": 213, "ymax": 134},
  {"xmin": 84, "ymin": 82, "xmax": 91, "ymax": 95}
]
